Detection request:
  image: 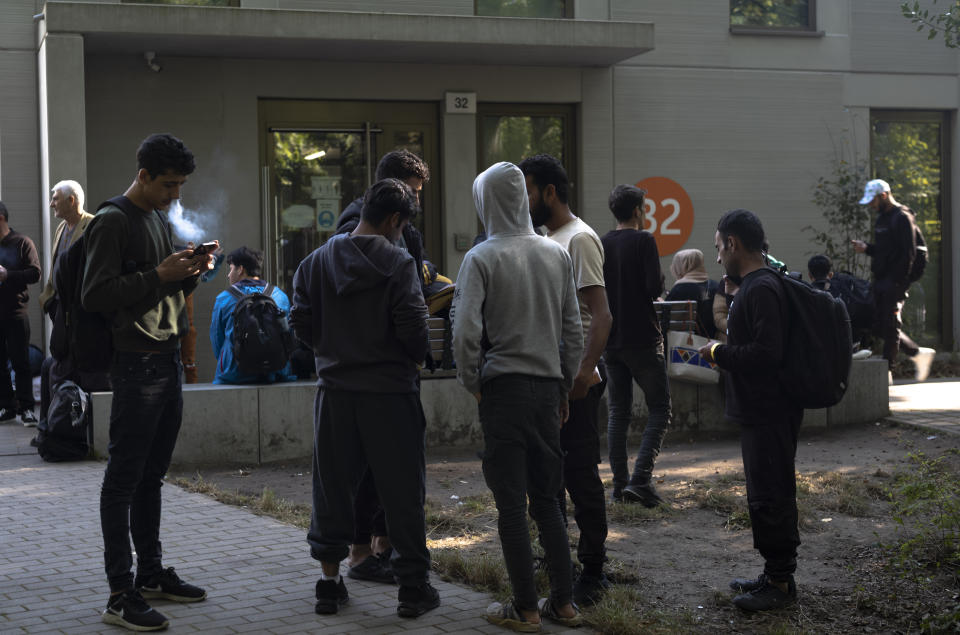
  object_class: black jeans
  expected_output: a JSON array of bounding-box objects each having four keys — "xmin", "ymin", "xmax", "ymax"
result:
[
  {"xmin": 740, "ymin": 409, "xmax": 803, "ymax": 582},
  {"xmin": 0, "ymin": 314, "xmax": 33, "ymax": 410},
  {"xmin": 480, "ymin": 374, "xmax": 573, "ymax": 612},
  {"xmin": 873, "ymin": 280, "xmax": 919, "ymax": 365},
  {"xmin": 559, "ymin": 360, "xmax": 608, "ymax": 573},
  {"xmin": 308, "ymin": 388, "xmax": 430, "ymax": 587},
  {"xmin": 101, "ymin": 351, "xmax": 183, "ymax": 592},
  {"xmin": 605, "ymin": 344, "xmax": 672, "ymax": 492}
]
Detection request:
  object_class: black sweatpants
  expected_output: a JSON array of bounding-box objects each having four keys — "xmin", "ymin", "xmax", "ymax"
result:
[
  {"xmin": 307, "ymin": 387, "xmax": 429, "ymax": 587},
  {"xmin": 559, "ymin": 361, "xmax": 608, "ymax": 573},
  {"xmin": 740, "ymin": 408, "xmax": 803, "ymax": 582}
]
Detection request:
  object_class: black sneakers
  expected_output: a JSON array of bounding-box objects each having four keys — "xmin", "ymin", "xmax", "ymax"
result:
[
  {"xmin": 732, "ymin": 575, "xmax": 797, "ymax": 611},
  {"xmin": 572, "ymin": 572, "xmax": 610, "ymax": 607},
  {"xmin": 315, "ymin": 577, "xmax": 349, "ymax": 615},
  {"xmin": 621, "ymin": 482, "xmax": 664, "ymax": 508},
  {"xmin": 0, "ymin": 408, "xmax": 17, "ymax": 422},
  {"xmin": 18, "ymin": 409, "xmax": 38, "ymax": 427},
  {"xmin": 397, "ymin": 582, "xmax": 440, "ymax": 618},
  {"xmin": 729, "ymin": 572, "xmax": 768, "ymax": 593},
  {"xmin": 101, "ymin": 589, "xmax": 170, "ymax": 631},
  {"xmin": 136, "ymin": 567, "xmax": 206, "ymax": 603},
  {"xmin": 347, "ymin": 549, "xmax": 396, "ymax": 584}
]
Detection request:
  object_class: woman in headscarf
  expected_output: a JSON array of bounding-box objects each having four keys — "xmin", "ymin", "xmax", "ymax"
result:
[{"xmin": 665, "ymin": 248, "xmax": 720, "ymax": 338}]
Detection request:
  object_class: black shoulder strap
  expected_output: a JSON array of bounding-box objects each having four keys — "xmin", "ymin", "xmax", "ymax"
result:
[
  {"xmin": 95, "ymin": 196, "xmax": 174, "ymax": 263},
  {"xmin": 227, "ymin": 282, "xmax": 271, "ymax": 301}
]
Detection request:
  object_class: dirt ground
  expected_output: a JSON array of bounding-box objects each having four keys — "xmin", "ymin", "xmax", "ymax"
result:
[{"xmin": 172, "ymin": 420, "xmax": 959, "ymax": 632}]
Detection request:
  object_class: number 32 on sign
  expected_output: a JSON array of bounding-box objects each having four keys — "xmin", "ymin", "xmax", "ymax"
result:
[{"xmin": 634, "ymin": 176, "xmax": 694, "ymax": 257}]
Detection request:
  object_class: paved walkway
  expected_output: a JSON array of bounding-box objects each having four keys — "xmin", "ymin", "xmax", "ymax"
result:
[
  {"xmin": 1, "ymin": 379, "xmax": 957, "ymax": 633},
  {"xmin": 888, "ymin": 378, "xmax": 960, "ymax": 437},
  {"xmin": 0, "ymin": 424, "xmax": 581, "ymax": 634}
]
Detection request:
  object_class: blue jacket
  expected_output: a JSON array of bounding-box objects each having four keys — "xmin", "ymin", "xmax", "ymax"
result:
[{"xmin": 210, "ymin": 279, "xmax": 297, "ymax": 384}]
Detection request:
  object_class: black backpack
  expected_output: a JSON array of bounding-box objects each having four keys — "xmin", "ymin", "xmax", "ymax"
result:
[
  {"xmin": 824, "ymin": 272, "xmax": 875, "ymax": 334},
  {"xmin": 907, "ymin": 209, "xmax": 928, "ymax": 284},
  {"xmin": 36, "ymin": 380, "xmax": 90, "ymax": 462},
  {"xmin": 765, "ymin": 267, "xmax": 853, "ymax": 410},
  {"xmin": 50, "ymin": 197, "xmax": 169, "ymax": 372},
  {"xmin": 228, "ymin": 283, "xmax": 296, "ymax": 376}
]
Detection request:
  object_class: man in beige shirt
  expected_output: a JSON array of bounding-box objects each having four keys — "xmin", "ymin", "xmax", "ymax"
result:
[
  {"xmin": 38, "ymin": 180, "xmax": 94, "ymax": 318},
  {"xmin": 519, "ymin": 154, "xmax": 613, "ymax": 607}
]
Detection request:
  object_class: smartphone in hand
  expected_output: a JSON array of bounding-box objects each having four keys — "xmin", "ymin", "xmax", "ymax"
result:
[{"xmin": 193, "ymin": 241, "xmax": 218, "ymax": 256}]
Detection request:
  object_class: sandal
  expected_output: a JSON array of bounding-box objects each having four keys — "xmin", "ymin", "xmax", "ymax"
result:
[
  {"xmin": 485, "ymin": 601, "xmax": 542, "ymax": 632},
  {"xmin": 537, "ymin": 597, "xmax": 584, "ymax": 627}
]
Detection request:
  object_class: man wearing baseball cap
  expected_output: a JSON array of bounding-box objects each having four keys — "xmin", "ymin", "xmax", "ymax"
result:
[{"xmin": 851, "ymin": 179, "xmax": 935, "ymax": 381}]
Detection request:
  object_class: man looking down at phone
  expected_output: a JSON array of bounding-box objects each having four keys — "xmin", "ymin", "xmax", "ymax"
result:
[
  {"xmin": 82, "ymin": 133, "xmax": 215, "ymax": 632},
  {"xmin": 697, "ymin": 209, "xmax": 802, "ymax": 612}
]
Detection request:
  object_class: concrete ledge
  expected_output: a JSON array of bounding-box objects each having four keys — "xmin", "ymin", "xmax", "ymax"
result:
[{"xmin": 90, "ymin": 359, "xmax": 889, "ymax": 466}]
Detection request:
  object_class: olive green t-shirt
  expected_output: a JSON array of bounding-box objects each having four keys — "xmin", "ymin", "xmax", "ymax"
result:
[{"xmin": 81, "ymin": 202, "xmax": 198, "ymax": 353}]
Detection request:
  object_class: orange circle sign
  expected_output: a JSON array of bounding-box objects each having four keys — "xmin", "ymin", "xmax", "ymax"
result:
[{"xmin": 634, "ymin": 176, "xmax": 694, "ymax": 256}]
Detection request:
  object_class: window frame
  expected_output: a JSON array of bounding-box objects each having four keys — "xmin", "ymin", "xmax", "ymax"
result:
[
  {"xmin": 474, "ymin": 0, "xmax": 572, "ymax": 19},
  {"xmin": 475, "ymin": 102, "xmax": 579, "ymax": 215},
  {"xmin": 729, "ymin": 0, "xmax": 822, "ymax": 37}
]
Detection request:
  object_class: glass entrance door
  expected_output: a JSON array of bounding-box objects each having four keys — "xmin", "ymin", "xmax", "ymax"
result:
[
  {"xmin": 260, "ymin": 100, "xmax": 440, "ymax": 294},
  {"xmin": 870, "ymin": 111, "xmax": 952, "ymax": 348}
]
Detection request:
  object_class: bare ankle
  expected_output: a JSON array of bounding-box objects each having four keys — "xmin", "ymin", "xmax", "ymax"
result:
[
  {"xmin": 555, "ymin": 603, "xmax": 577, "ymax": 618},
  {"xmin": 519, "ymin": 608, "xmax": 541, "ymax": 624}
]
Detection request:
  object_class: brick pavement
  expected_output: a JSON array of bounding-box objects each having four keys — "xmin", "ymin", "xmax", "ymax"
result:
[{"xmin": 0, "ymin": 422, "xmax": 580, "ymax": 634}]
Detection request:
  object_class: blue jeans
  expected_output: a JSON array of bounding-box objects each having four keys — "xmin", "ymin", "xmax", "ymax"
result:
[
  {"xmin": 604, "ymin": 344, "xmax": 672, "ymax": 492},
  {"xmin": 101, "ymin": 351, "xmax": 183, "ymax": 592},
  {"xmin": 480, "ymin": 375, "xmax": 572, "ymax": 611}
]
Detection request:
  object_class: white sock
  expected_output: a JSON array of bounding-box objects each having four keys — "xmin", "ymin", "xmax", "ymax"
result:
[{"xmin": 319, "ymin": 571, "xmax": 341, "ymax": 582}]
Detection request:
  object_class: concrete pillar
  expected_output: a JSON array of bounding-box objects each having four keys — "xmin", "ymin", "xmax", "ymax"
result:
[
  {"xmin": 441, "ymin": 110, "xmax": 477, "ymax": 279},
  {"xmin": 579, "ymin": 66, "xmax": 614, "ymax": 231},
  {"xmin": 38, "ymin": 32, "xmax": 87, "ymax": 343},
  {"xmin": 952, "ymin": 106, "xmax": 959, "ymax": 351}
]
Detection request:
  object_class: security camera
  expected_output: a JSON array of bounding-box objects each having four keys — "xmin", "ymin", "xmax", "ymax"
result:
[{"xmin": 144, "ymin": 51, "xmax": 162, "ymax": 73}]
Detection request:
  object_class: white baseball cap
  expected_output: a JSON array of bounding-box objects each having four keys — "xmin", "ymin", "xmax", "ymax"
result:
[{"xmin": 859, "ymin": 179, "xmax": 891, "ymax": 205}]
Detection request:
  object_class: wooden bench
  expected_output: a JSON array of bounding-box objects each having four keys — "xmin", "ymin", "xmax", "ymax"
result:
[
  {"xmin": 425, "ymin": 316, "xmax": 456, "ymax": 376},
  {"xmin": 652, "ymin": 300, "xmax": 703, "ymax": 335}
]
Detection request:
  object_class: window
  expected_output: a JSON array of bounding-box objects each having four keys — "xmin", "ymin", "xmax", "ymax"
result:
[
  {"xmin": 121, "ymin": 0, "xmax": 239, "ymax": 6},
  {"xmin": 477, "ymin": 103, "xmax": 577, "ymax": 208},
  {"xmin": 730, "ymin": 0, "xmax": 816, "ymax": 32},
  {"xmin": 476, "ymin": 0, "xmax": 569, "ymax": 18}
]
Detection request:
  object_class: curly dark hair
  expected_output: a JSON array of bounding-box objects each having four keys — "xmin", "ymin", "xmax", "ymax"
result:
[
  {"xmin": 517, "ymin": 154, "xmax": 569, "ymax": 204},
  {"xmin": 375, "ymin": 150, "xmax": 430, "ymax": 183},
  {"xmin": 361, "ymin": 179, "xmax": 420, "ymax": 226},
  {"xmin": 137, "ymin": 133, "xmax": 196, "ymax": 178},
  {"xmin": 608, "ymin": 184, "xmax": 646, "ymax": 222}
]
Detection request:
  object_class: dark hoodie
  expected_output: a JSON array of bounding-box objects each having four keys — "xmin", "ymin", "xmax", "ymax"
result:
[{"xmin": 290, "ymin": 232, "xmax": 428, "ymax": 393}]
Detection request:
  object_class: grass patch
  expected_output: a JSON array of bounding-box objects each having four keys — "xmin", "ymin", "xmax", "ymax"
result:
[
  {"xmin": 172, "ymin": 475, "xmax": 311, "ymax": 528},
  {"xmin": 584, "ymin": 585, "xmax": 698, "ymax": 635},
  {"xmin": 607, "ymin": 501, "xmax": 674, "ymax": 524},
  {"xmin": 431, "ymin": 548, "xmax": 511, "ymax": 598}
]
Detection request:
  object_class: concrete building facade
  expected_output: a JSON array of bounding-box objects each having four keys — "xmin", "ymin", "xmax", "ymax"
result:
[{"xmin": 1, "ymin": 0, "xmax": 957, "ymax": 382}]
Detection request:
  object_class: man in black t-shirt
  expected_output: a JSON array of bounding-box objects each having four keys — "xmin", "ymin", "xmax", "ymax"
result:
[
  {"xmin": 699, "ymin": 209, "xmax": 802, "ymax": 612},
  {"xmin": 600, "ymin": 185, "xmax": 671, "ymax": 508}
]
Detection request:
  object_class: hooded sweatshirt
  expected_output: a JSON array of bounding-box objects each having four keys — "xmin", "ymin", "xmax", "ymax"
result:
[
  {"xmin": 451, "ymin": 162, "xmax": 583, "ymax": 395},
  {"xmin": 289, "ymin": 232, "xmax": 428, "ymax": 393}
]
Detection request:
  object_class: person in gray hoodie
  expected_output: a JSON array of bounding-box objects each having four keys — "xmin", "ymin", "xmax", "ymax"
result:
[
  {"xmin": 452, "ymin": 162, "xmax": 584, "ymax": 631},
  {"xmin": 290, "ymin": 178, "xmax": 439, "ymax": 620}
]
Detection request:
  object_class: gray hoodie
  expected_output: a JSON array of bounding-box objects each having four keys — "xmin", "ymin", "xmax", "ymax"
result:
[
  {"xmin": 451, "ymin": 162, "xmax": 583, "ymax": 395},
  {"xmin": 290, "ymin": 232, "xmax": 428, "ymax": 393}
]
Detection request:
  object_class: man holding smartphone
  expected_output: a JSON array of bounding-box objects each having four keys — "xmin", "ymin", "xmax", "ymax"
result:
[{"xmin": 82, "ymin": 133, "xmax": 215, "ymax": 631}]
